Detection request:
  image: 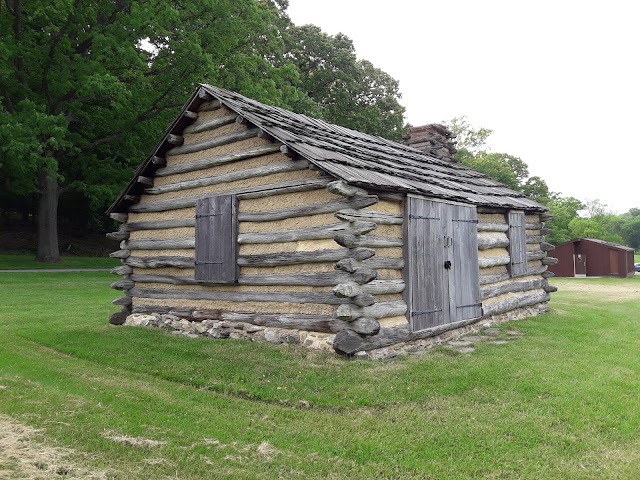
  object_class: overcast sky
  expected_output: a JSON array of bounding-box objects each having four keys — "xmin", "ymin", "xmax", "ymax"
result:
[{"xmin": 286, "ymin": 0, "xmax": 639, "ymax": 214}]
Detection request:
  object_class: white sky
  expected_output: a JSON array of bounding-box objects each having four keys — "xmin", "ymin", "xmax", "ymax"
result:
[{"xmin": 286, "ymin": 0, "xmax": 639, "ymax": 214}]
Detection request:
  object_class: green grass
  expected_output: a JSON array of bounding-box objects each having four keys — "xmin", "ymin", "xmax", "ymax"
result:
[
  {"xmin": 0, "ymin": 253, "xmax": 117, "ymax": 269},
  {"xmin": 1, "ymin": 273, "xmax": 639, "ymax": 479}
]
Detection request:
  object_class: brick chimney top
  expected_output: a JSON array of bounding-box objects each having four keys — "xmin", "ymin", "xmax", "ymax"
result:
[{"xmin": 402, "ymin": 124, "xmax": 457, "ymax": 162}]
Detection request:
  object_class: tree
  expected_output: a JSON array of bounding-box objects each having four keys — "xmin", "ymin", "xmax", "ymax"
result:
[
  {"xmin": 618, "ymin": 209, "xmax": 640, "ymax": 249},
  {"xmin": 0, "ymin": 0, "xmax": 304, "ymax": 262},
  {"xmin": 283, "ymin": 24, "xmax": 406, "ymax": 140},
  {"xmin": 545, "ymin": 196, "xmax": 584, "ymax": 245}
]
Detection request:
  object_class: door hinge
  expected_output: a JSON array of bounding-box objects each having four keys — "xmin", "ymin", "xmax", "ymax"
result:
[{"xmin": 411, "ymin": 309, "xmax": 442, "ymax": 316}]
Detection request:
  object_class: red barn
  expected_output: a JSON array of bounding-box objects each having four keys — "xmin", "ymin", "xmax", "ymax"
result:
[{"xmin": 548, "ymin": 238, "xmax": 635, "ymax": 278}]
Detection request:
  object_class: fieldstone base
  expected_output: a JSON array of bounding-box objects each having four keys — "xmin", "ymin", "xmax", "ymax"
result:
[{"xmin": 122, "ymin": 302, "xmax": 548, "ymax": 360}]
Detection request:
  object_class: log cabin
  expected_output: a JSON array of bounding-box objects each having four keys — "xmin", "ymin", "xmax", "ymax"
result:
[{"xmin": 106, "ymin": 84, "xmax": 557, "ymax": 358}]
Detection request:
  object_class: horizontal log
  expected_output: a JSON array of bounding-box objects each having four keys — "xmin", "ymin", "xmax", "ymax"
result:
[
  {"xmin": 482, "ymin": 291, "xmax": 550, "ymax": 317},
  {"xmin": 279, "ymin": 145, "xmax": 296, "ymax": 158},
  {"xmin": 477, "ymin": 236, "xmax": 509, "ymax": 250},
  {"xmin": 126, "ymin": 256, "xmax": 194, "ymax": 268},
  {"xmin": 122, "ymin": 238, "xmax": 194, "ymax": 250},
  {"xmin": 110, "ymin": 265, "xmax": 133, "ymax": 276},
  {"xmin": 112, "ymin": 296, "xmax": 132, "ymax": 306},
  {"xmin": 166, "ymin": 128, "xmax": 260, "ymax": 156},
  {"xmin": 478, "ymin": 256, "xmax": 510, "ymax": 268},
  {"xmin": 541, "ymin": 257, "xmax": 558, "ymax": 266},
  {"xmin": 480, "ymin": 278, "xmax": 546, "ymax": 300},
  {"xmin": 145, "ymin": 160, "xmax": 310, "ymax": 195},
  {"xmin": 183, "ymin": 110, "xmax": 198, "ymax": 120},
  {"xmin": 137, "ymin": 176, "xmax": 154, "ymax": 187},
  {"xmin": 477, "ymin": 222, "xmax": 509, "ymax": 233},
  {"xmin": 111, "ymin": 279, "xmax": 134, "ymax": 291},
  {"xmin": 166, "ymin": 134, "xmax": 184, "ymax": 145},
  {"xmin": 336, "ymin": 301, "xmax": 407, "ymax": 321},
  {"xmin": 544, "ymin": 284, "xmax": 558, "ymax": 293},
  {"xmin": 128, "ymin": 178, "xmax": 330, "ymax": 213},
  {"xmin": 350, "ymin": 317, "xmax": 380, "ymax": 336},
  {"xmin": 123, "ymin": 195, "xmax": 140, "ymax": 204},
  {"xmin": 540, "ymin": 213, "xmax": 554, "ymax": 222},
  {"xmin": 352, "ymin": 268, "xmax": 377, "ymax": 285},
  {"xmin": 183, "ymin": 114, "xmax": 237, "ymax": 134},
  {"xmin": 109, "ymin": 249, "xmax": 131, "ymax": 259},
  {"xmin": 109, "ymin": 310, "xmax": 129, "ymax": 325},
  {"xmin": 197, "ymin": 99, "xmax": 222, "ymax": 111},
  {"xmin": 527, "ymin": 250, "xmax": 547, "ymax": 261},
  {"xmin": 479, "ymin": 272, "xmax": 510, "ymax": 285},
  {"xmin": 334, "ymin": 257, "xmax": 404, "ymax": 272},
  {"xmin": 155, "ymin": 144, "xmax": 281, "ymax": 177},
  {"xmin": 334, "ymin": 234, "xmax": 403, "ymax": 248},
  {"xmin": 237, "ymin": 249, "xmax": 346, "ymax": 267},
  {"xmin": 106, "ymin": 231, "xmax": 130, "ymax": 241},
  {"xmin": 131, "ymin": 272, "xmax": 351, "ymax": 287},
  {"xmin": 238, "ymin": 221, "xmax": 376, "ymax": 245},
  {"xmin": 333, "ymin": 316, "xmax": 482, "ymax": 355},
  {"xmin": 528, "ymin": 265, "xmax": 548, "ymax": 276},
  {"xmin": 526, "ymin": 235, "xmax": 545, "ymax": 244},
  {"xmin": 525, "ymin": 222, "xmax": 543, "ymax": 230},
  {"xmin": 327, "ymin": 180, "xmax": 368, "ymax": 197},
  {"xmin": 130, "ymin": 287, "xmax": 350, "ymax": 305},
  {"xmin": 123, "ymin": 219, "xmax": 195, "ymax": 232},
  {"xmin": 333, "ymin": 279, "xmax": 405, "ymax": 298},
  {"xmin": 542, "ymin": 271, "xmax": 555, "ymax": 278},
  {"xmin": 219, "ymin": 311, "xmax": 347, "ymax": 333},
  {"xmin": 198, "ymin": 89, "xmax": 215, "ymax": 101},
  {"xmin": 110, "ymin": 213, "xmax": 128, "ymax": 223},
  {"xmin": 151, "ymin": 156, "xmax": 166, "ymax": 167},
  {"xmin": 238, "ymin": 195, "xmax": 378, "ymax": 223},
  {"xmin": 335, "ymin": 209, "xmax": 403, "ymax": 225},
  {"xmin": 353, "ymin": 294, "xmax": 376, "ymax": 307},
  {"xmin": 540, "ymin": 227, "xmax": 552, "ymax": 236},
  {"xmin": 350, "ymin": 247, "xmax": 376, "ymax": 261},
  {"xmin": 541, "ymin": 242, "xmax": 555, "ymax": 252}
]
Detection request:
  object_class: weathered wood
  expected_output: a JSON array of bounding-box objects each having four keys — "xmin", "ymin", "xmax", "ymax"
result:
[
  {"xmin": 508, "ymin": 211, "xmax": 527, "ymax": 277},
  {"xmin": 130, "ymin": 287, "xmax": 350, "ymax": 305},
  {"xmin": 350, "ymin": 247, "xmax": 376, "ymax": 261},
  {"xmin": 238, "ymin": 249, "xmax": 346, "ymax": 267},
  {"xmin": 151, "ymin": 155, "xmax": 166, "ymax": 167},
  {"xmin": 335, "ymin": 301, "xmax": 407, "ymax": 321},
  {"xmin": 198, "ymin": 90, "xmax": 215, "ymax": 101},
  {"xmin": 198, "ymin": 99, "xmax": 222, "ymax": 111},
  {"xmin": 129, "ymin": 178, "xmax": 330, "ymax": 213},
  {"xmin": 238, "ymin": 221, "xmax": 376, "ymax": 245},
  {"xmin": 123, "ymin": 195, "xmax": 140, "ymax": 204},
  {"xmin": 479, "ymin": 272, "xmax": 510, "ymax": 285},
  {"xmin": 540, "ymin": 227, "xmax": 552, "ymax": 236},
  {"xmin": 109, "ymin": 310, "xmax": 129, "ymax": 325},
  {"xmin": 477, "ymin": 236, "xmax": 509, "ymax": 250},
  {"xmin": 156, "ymin": 144, "xmax": 281, "ymax": 176},
  {"xmin": 334, "ymin": 257, "xmax": 404, "ymax": 272},
  {"xmin": 478, "ymin": 256, "xmax": 510, "ymax": 268},
  {"xmin": 480, "ymin": 278, "xmax": 546, "ymax": 300},
  {"xmin": 111, "ymin": 279, "xmax": 134, "ymax": 291},
  {"xmin": 477, "ymin": 222, "xmax": 509, "ymax": 233},
  {"xmin": 137, "ymin": 176, "xmax": 154, "ymax": 187},
  {"xmin": 166, "ymin": 128, "xmax": 260, "ymax": 156},
  {"xmin": 525, "ymin": 222, "xmax": 543, "ymax": 230},
  {"xmin": 327, "ymin": 180, "xmax": 368, "ymax": 197},
  {"xmin": 541, "ymin": 242, "xmax": 555, "ymax": 251},
  {"xmin": 131, "ymin": 272, "xmax": 352, "ymax": 287},
  {"xmin": 123, "ymin": 219, "xmax": 195, "ymax": 232},
  {"xmin": 146, "ymin": 160, "xmax": 311, "ymax": 195},
  {"xmin": 109, "ymin": 249, "xmax": 131, "ymax": 259},
  {"xmin": 352, "ymin": 268, "xmax": 378, "ymax": 285},
  {"xmin": 482, "ymin": 292, "xmax": 550, "ymax": 316},
  {"xmin": 541, "ymin": 256, "xmax": 558, "ymax": 266},
  {"xmin": 280, "ymin": 145, "xmax": 296, "ymax": 158},
  {"xmin": 352, "ymin": 294, "xmax": 376, "ymax": 307},
  {"xmin": 350, "ymin": 317, "xmax": 380, "ymax": 336},
  {"xmin": 335, "ymin": 209, "xmax": 403, "ymax": 225},
  {"xmin": 333, "ymin": 316, "xmax": 482, "ymax": 355},
  {"xmin": 219, "ymin": 311, "xmax": 345, "ymax": 333},
  {"xmin": 334, "ymin": 234, "xmax": 403, "ymax": 248},
  {"xmin": 183, "ymin": 114, "xmax": 237, "ymax": 134},
  {"xmin": 166, "ymin": 134, "xmax": 184, "ymax": 145},
  {"xmin": 110, "ymin": 213, "xmax": 128, "ymax": 223},
  {"xmin": 122, "ymin": 238, "xmax": 194, "ymax": 250},
  {"xmin": 112, "ymin": 296, "xmax": 132, "ymax": 306},
  {"xmin": 333, "ymin": 279, "xmax": 405, "ymax": 298},
  {"xmin": 526, "ymin": 235, "xmax": 545, "ymax": 244},
  {"xmin": 540, "ymin": 213, "xmax": 554, "ymax": 222},
  {"xmin": 527, "ymin": 250, "xmax": 547, "ymax": 261},
  {"xmin": 110, "ymin": 265, "xmax": 133, "ymax": 276},
  {"xmin": 544, "ymin": 284, "xmax": 558, "ymax": 293},
  {"xmin": 238, "ymin": 195, "xmax": 378, "ymax": 222},
  {"xmin": 183, "ymin": 110, "xmax": 199, "ymax": 120},
  {"xmin": 542, "ymin": 271, "xmax": 555, "ymax": 278},
  {"xmin": 528, "ymin": 265, "xmax": 548, "ymax": 276},
  {"xmin": 106, "ymin": 231, "xmax": 130, "ymax": 241},
  {"xmin": 126, "ymin": 256, "xmax": 194, "ymax": 268}
]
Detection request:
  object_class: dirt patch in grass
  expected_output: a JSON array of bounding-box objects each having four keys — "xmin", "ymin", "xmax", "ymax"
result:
[
  {"xmin": 556, "ymin": 279, "xmax": 640, "ymax": 302},
  {"xmin": 0, "ymin": 415, "xmax": 111, "ymax": 480}
]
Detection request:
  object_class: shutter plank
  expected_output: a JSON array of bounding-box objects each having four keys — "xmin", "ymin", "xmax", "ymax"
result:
[{"xmin": 508, "ymin": 211, "xmax": 527, "ymax": 277}]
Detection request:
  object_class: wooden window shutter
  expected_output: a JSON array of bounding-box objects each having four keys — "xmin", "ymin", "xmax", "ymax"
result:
[
  {"xmin": 195, "ymin": 195, "xmax": 238, "ymax": 283},
  {"xmin": 448, "ymin": 204, "xmax": 482, "ymax": 322},
  {"xmin": 508, "ymin": 210, "xmax": 527, "ymax": 277},
  {"xmin": 406, "ymin": 197, "xmax": 445, "ymax": 331}
]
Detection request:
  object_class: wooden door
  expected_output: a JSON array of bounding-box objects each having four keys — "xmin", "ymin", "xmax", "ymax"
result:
[
  {"xmin": 574, "ymin": 254, "xmax": 587, "ymax": 276},
  {"xmin": 406, "ymin": 197, "xmax": 481, "ymax": 331},
  {"xmin": 609, "ymin": 249, "xmax": 619, "ymax": 275}
]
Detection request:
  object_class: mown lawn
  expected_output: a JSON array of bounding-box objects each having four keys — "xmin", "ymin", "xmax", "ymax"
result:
[
  {"xmin": 0, "ymin": 272, "xmax": 639, "ymax": 479},
  {"xmin": 0, "ymin": 254, "xmax": 118, "ymax": 270}
]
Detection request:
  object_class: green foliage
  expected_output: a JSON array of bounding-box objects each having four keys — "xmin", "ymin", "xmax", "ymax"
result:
[{"xmin": 545, "ymin": 196, "xmax": 585, "ymax": 245}]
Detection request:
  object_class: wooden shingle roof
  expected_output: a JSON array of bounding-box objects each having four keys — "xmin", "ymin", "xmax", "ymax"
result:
[{"xmin": 108, "ymin": 85, "xmax": 547, "ymax": 214}]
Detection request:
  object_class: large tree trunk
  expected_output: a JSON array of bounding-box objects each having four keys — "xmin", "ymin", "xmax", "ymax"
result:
[{"xmin": 36, "ymin": 167, "xmax": 60, "ymax": 263}]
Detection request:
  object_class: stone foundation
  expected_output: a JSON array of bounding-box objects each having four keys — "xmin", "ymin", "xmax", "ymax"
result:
[{"xmin": 122, "ymin": 302, "xmax": 548, "ymax": 359}]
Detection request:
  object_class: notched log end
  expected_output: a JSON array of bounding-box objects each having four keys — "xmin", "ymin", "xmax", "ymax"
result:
[{"xmin": 333, "ymin": 329, "xmax": 366, "ymax": 355}]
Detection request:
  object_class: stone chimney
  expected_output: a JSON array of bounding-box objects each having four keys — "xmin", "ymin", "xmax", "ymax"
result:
[{"xmin": 402, "ymin": 124, "xmax": 457, "ymax": 162}]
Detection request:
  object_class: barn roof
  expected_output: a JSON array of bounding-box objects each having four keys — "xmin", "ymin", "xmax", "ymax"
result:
[
  {"xmin": 108, "ymin": 85, "xmax": 547, "ymax": 214},
  {"xmin": 557, "ymin": 238, "xmax": 635, "ymax": 252}
]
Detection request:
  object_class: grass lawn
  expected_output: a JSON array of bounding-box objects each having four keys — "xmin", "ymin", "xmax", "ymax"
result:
[
  {"xmin": 0, "ymin": 273, "xmax": 639, "ymax": 479},
  {"xmin": 0, "ymin": 254, "xmax": 118, "ymax": 270}
]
